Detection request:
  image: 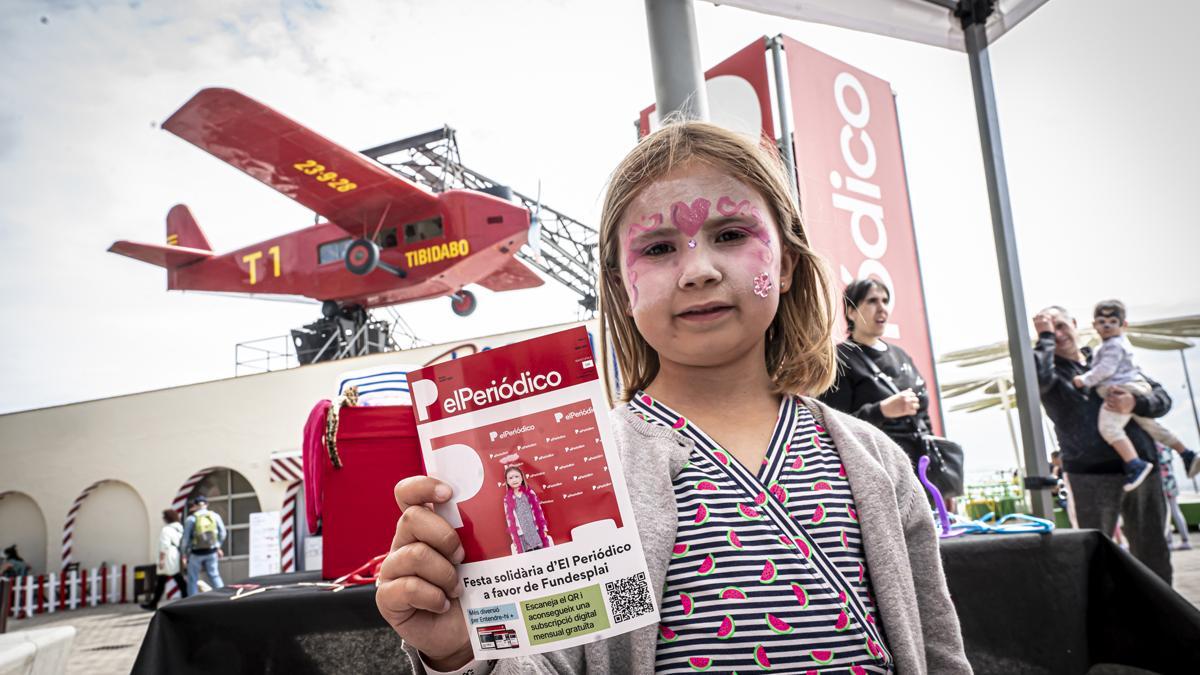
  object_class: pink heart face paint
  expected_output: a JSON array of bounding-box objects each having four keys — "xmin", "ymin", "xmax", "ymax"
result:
[{"xmin": 670, "ymin": 198, "xmax": 711, "ymax": 237}]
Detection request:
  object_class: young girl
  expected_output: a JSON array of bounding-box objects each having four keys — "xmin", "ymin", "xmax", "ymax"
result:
[
  {"xmin": 502, "ymin": 466, "xmax": 550, "ymax": 554},
  {"xmin": 376, "ymin": 122, "xmax": 971, "ymax": 674}
]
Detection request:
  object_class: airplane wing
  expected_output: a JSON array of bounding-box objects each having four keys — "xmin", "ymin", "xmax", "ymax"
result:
[
  {"xmin": 163, "ymin": 88, "xmax": 439, "ymax": 236},
  {"xmin": 108, "ymin": 241, "xmax": 213, "ymax": 269},
  {"xmin": 474, "ymin": 257, "xmax": 545, "ymax": 292}
]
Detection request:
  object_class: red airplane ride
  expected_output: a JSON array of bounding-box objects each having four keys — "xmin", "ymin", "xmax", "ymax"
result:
[{"xmin": 109, "ymin": 88, "xmax": 543, "ymax": 317}]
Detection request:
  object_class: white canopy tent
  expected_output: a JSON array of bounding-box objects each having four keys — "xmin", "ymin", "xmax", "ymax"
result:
[{"xmin": 643, "ymin": 0, "xmax": 1056, "ymax": 515}]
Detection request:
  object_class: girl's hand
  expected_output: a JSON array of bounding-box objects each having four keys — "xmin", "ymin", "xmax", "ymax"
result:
[
  {"xmin": 1072, "ymin": 375, "xmax": 1085, "ymax": 389},
  {"xmin": 880, "ymin": 389, "xmax": 920, "ymax": 418},
  {"xmin": 376, "ymin": 476, "xmax": 472, "ymax": 671}
]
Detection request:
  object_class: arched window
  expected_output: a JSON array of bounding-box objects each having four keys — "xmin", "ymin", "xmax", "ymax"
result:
[{"xmin": 188, "ymin": 469, "xmax": 260, "ymax": 582}]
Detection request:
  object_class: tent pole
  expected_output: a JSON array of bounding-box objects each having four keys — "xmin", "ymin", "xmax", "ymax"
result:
[
  {"xmin": 1180, "ymin": 348, "xmax": 1200, "ymax": 446},
  {"xmin": 768, "ymin": 36, "xmax": 799, "ymax": 201},
  {"xmin": 644, "ymin": 0, "xmax": 709, "ymax": 122},
  {"xmin": 999, "ymin": 378, "xmax": 1023, "ymax": 475},
  {"xmin": 963, "ymin": 22, "xmax": 1053, "ymax": 518}
]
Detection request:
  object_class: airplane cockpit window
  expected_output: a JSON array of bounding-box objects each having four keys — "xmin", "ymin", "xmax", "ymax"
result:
[
  {"xmin": 318, "ymin": 238, "xmax": 352, "ymax": 265},
  {"xmin": 403, "ymin": 217, "xmax": 444, "ymax": 244},
  {"xmin": 377, "ymin": 227, "xmax": 398, "ymax": 249}
]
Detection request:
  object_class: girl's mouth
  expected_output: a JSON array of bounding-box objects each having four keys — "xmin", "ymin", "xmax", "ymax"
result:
[{"xmin": 678, "ymin": 304, "xmax": 734, "ymax": 321}]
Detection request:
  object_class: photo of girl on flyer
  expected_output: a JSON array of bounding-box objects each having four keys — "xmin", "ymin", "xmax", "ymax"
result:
[{"xmin": 502, "ymin": 466, "xmax": 553, "ymax": 554}]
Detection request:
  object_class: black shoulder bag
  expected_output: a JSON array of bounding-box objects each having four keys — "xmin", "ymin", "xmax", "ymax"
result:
[{"xmin": 854, "ymin": 345, "xmax": 965, "ymax": 499}]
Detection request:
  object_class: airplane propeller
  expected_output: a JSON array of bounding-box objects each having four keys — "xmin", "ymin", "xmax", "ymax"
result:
[
  {"xmin": 345, "ymin": 203, "xmax": 407, "ymax": 278},
  {"xmin": 345, "ymin": 238, "xmax": 406, "ymax": 278}
]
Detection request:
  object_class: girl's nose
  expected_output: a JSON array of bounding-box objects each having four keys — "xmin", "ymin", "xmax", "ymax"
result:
[{"xmin": 677, "ymin": 246, "xmax": 723, "ymax": 289}]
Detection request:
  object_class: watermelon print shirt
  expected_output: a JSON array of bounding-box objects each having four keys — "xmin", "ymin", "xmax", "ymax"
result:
[{"xmin": 629, "ymin": 392, "xmax": 893, "ymax": 674}]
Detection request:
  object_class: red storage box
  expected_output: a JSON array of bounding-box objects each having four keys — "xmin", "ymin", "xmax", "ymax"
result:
[{"xmin": 321, "ymin": 405, "xmax": 425, "ymax": 580}]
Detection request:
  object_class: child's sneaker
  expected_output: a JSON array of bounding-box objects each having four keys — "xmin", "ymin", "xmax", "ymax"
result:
[
  {"xmin": 1123, "ymin": 458, "xmax": 1153, "ymax": 492},
  {"xmin": 1182, "ymin": 449, "xmax": 1200, "ymax": 479}
]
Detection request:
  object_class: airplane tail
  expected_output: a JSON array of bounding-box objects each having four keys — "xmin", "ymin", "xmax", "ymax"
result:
[
  {"xmin": 108, "ymin": 204, "xmax": 214, "ymax": 269},
  {"xmin": 166, "ymin": 204, "xmax": 212, "ymax": 251}
]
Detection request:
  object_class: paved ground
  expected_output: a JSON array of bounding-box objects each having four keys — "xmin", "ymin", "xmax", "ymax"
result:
[
  {"xmin": 1170, "ymin": 542, "xmax": 1200, "ymax": 607},
  {"xmin": 5, "ymin": 545, "xmax": 1200, "ymax": 673},
  {"xmin": 6, "ymin": 601, "xmax": 157, "ymax": 673}
]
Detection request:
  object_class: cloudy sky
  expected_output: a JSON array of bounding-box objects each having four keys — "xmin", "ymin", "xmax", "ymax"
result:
[{"xmin": 2, "ymin": 0, "xmax": 1198, "ymax": 478}]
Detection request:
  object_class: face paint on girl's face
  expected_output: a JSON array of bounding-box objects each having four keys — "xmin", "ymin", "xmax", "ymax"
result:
[
  {"xmin": 752, "ymin": 273, "xmax": 773, "ymax": 298},
  {"xmin": 624, "ymin": 213, "xmax": 665, "ymax": 309},
  {"xmin": 621, "ymin": 193, "xmax": 782, "ymax": 311},
  {"xmin": 617, "ymin": 163, "xmax": 794, "ymax": 369},
  {"xmin": 716, "ymin": 195, "xmax": 773, "ymax": 263},
  {"xmin": 670, "ymin": 198, "xmax": 711, "ymax": 238}
]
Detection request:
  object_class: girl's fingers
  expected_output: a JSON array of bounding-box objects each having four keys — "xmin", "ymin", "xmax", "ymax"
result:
[
  {"xmin": 377, "ymin": 573, "xmax": 452, "ymax": 615},
  {"xmin": 378, "ymin": 542, "xmax": 461, "ymax": 598},
  {"xmin": 394, "ymin": 475, "xmax": 453, "ymax": 512},
  {"xmin": 391, "ymin": 502, "xmax": 464, "ymax": 563}
]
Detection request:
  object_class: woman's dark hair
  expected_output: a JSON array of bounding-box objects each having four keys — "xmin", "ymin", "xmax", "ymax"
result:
[
  {"xmin": 162, "ymin": 509, "xmax": 181, "ymax": 524},
  {"xmin": 3, "ymin": 544, "xmax": 21, "ymax": 560},
  {"xmin": 843, "ymin": 278, "xmax": 891, "ymax": 335}
]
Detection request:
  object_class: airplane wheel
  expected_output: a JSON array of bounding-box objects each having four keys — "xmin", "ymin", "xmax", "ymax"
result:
[
  {"xmin": 451, "ymin": 290, "xmax": 477, "ymax": 317},
  {"xmin": 345, "ymin": 239, "xmax": 379, "ymax": 275}
]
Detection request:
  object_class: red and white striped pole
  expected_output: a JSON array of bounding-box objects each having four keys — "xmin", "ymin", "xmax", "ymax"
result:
[
  {"xmin": 280, "ymin": 480, "xmax": 301, "ymax": 573},
  {"xmin": 166, "ymin": 468, "xmax": 213, "ymax": 600},
  {"xmin": 61, "ymin": 480, "xmax": 105, "ymax": 567}
]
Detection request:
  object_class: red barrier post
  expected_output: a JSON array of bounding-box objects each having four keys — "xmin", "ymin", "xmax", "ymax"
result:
[
  {"xmin": 100, "ymin": 565, "xmax": 107, "ymax": 605},
  {"xmin": 81, "ymin": 569, "xmax": 88, "ymax": 608},
  {"xmin": 120, "ymin": 565, "xmax": 127, "ymax": 604}
]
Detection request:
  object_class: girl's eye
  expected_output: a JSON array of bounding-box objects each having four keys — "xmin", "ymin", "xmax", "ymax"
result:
[
  {"xmin": 716, "ymin": 228, "xmax": 748, "ymax": 243},
  {"xmin": 643, "ymin": 242, "xmax": 674, "ymax": 257}
]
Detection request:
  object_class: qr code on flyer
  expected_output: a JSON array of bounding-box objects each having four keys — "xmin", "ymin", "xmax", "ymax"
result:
[{"xmin": 604, "ymin": 572, "xmax": 654, "ymax": 624}]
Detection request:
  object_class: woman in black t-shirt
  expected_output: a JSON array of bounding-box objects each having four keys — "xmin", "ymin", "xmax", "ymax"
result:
[{"xmin": 818, "ymin": 279, "xmax": 933, "ymax": 472}]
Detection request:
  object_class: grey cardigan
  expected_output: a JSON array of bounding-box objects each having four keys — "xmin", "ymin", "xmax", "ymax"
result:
[{"xmin": 404, "ymin": 398, "xmax": 972, "ymax": 674}]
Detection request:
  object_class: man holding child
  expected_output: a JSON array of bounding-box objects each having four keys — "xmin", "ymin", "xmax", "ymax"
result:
[{"xmin": 1032, "ymin": 305, "xmax": 1172, "ymax": 582}]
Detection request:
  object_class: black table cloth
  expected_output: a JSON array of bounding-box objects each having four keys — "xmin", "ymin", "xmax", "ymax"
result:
[{"xmin": 133, "ymin": 530, "xmax": 1199, "ymax": 674}]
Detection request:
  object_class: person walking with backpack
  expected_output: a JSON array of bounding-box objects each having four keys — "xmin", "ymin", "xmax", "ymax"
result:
[
  {"xmin": 181, "ymin": 495, "xmax": 226, "ymax": 595},
  {"xmin": 141, "ymin": 508, "xmax": 188, "ymax": 610}
]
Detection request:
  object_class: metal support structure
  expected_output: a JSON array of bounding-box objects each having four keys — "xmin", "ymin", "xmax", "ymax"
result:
[
  {"xmin": 768, "ymin": 35, "xmax": 798, "ymax": 201},
  {"xmin": 963, "ymin": 20, "xmax": 1052, "ymax": 518},
  {"xmin": 644, "ymin": 0, "xmax": 709, "ymax": 122}
]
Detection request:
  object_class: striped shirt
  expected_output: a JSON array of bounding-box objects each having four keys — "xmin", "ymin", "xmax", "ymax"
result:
[{"xmin": 629, "ymin": 392, "xmax": 892, "ymax": 673}]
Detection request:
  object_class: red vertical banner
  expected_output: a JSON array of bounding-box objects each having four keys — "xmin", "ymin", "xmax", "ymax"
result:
[
  {"xmin": 782, "ymin": 37, "xmax": 943, "ymax": 434},
  {"xmin": 639, "ymin": 38, "xmax": 773, "ymax": 139}
]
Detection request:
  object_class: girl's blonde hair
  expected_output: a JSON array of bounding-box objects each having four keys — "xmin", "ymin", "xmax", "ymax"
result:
[{"xmin": 598, "ymin": 121, "xmax": 837, "ymax": 401}]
